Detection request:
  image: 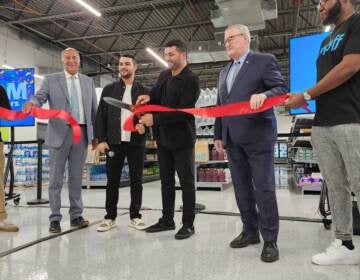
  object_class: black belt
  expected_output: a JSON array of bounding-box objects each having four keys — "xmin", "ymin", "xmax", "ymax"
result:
[{"xmin": 67, "ymin": 124, "xmax": 86, "ymax": 127}]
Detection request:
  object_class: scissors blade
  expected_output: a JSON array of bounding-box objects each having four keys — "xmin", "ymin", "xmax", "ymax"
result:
[{"xmin": 103, "ymin": 97, "xmax": 133, "ymax": 111}]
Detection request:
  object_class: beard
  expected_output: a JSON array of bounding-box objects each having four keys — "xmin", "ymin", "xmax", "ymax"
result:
[
  {"xmin": 120, "ymin": 71, "xmax": 132, "ymax": 79},
  {"xmin": 323, "ymin": 0, "xmax": 341, "ymax": 25}
]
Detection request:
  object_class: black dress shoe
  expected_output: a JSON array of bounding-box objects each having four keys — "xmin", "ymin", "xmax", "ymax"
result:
[
  {"xmin": 261, "ymin": 242, "xmax": 279, "ymax": 262},
  {"xmin": 70, "ymin": 216, "xmax": 89, "ymax": 228},
  {"xmin": 230, "ymin": 232, "xmax": 260, "ymax": 248},
  {"xmin": 145, "ymin": 218, "xmax": 175, "ymax": 233},
  {"xmin": 175, "ymin": 225, "xmax": 195, "ymax": 240},
  {"xmin": 49, "ymin": 221, "xmax": 61, "ymax": 233}
]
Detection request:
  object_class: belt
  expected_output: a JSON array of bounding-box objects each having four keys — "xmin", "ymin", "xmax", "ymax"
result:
[{"xmin": 67, "ymin": 124, "xmax": 86, "ymax": 127}]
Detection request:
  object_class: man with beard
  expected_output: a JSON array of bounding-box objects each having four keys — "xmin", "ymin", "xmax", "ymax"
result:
[
  {"xmin": 286, "ymin": 0, "xmax": 360, "ymax": 265},
  {"xmin": 137, "ymin": 39, "xmax": 200, "ymax": 240},
  {"xmin": 95, "ymin": 55, "xmax": 148, "ymax": 232}
]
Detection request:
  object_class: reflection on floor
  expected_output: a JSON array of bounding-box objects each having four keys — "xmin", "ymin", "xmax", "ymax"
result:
[{"xmin": 1, "ymin": 167, "xmax": 359, "ymax": 280}]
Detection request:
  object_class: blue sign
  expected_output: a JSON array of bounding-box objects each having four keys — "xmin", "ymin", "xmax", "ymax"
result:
[
  {"xmin": 0, "ymin": 68, "xmax": 35, "ymax": 127},
  {"xmin": 289, "ymin": 32, "xmax": 330, "ymax": 115}
]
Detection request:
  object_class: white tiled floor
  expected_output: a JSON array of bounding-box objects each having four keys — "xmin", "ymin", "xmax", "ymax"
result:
[{"xmin": 1, "ymin": 179, "xmax": 359, "ymax": 280}]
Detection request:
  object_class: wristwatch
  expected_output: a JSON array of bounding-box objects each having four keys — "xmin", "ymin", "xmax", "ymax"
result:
[{"xmin": 303, "ymin": 91, "xmax": 312, "ymax": 101}]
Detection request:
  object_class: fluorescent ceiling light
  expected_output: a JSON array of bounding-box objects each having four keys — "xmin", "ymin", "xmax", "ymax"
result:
[
  {"xmin": 73, "ymin": 0, "xmax": 101, "ymax": 17},
  {"xmin": 2, "ymin": 64, "xmax": 44, "ymax": 80},
  {"xmin": 324, "ymin": 25, "xmax": 331, "ymax": 32},
  {"xmin": 146, "ymin": 48, "xmax": 168, "ymax": 68}
]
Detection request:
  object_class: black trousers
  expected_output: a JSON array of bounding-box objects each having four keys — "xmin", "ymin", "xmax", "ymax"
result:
[
  {"xmin": 105, "ymin": 143, "xmax": 144, "ymax": 220},
  {"xmin": 157, "ymin": 146, "xmax": 195, "ymax": 226}
]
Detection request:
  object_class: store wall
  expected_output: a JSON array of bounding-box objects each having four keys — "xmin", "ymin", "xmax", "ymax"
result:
[{"xmin": 0, "ymin": 25, "xmax": 63, "ymax": 141}]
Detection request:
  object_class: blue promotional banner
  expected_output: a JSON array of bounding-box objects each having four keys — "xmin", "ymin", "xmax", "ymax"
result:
[
  {"xmin": 289, "ymin": 32, "xmax": 330, "ymax": 115},
  {"xmin": 0, "ymin": 68, "xmax": 35, "ymax": 127}
]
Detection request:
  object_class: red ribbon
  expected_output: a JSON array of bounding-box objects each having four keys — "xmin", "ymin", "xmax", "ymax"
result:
[
  {"xmin": 0, "ymin": 107, "xmax": 82, "ymax": 143},
  {"xmin": 124, "ymin": 94, "xmax": 296, "ymax": 132}
]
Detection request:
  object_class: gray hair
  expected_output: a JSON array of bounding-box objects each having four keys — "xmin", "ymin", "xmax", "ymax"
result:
[
  {"xmin": 61, "ymin": 48, "xmax": 80, "ymax": 61},
  {"xmin": 226, "ymin": 24, "xmax": 251, "ymax": 43}
]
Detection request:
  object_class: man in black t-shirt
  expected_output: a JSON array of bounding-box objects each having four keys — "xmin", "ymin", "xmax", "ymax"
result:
[
  {"xmin": 286, "ymin": 0, "xmax": 360, "ymax": 266},
  {"xmin": 0, "ymin": 85, "xmax": 19, "ymax": 232}
]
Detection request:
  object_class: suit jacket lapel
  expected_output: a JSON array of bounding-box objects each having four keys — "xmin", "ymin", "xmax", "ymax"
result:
[
  {"xmin": 221, "ymin": 63, "xmax": 232, "ymax": 101},
  {"xmin": 59, "ymin": 72, "xmax": 70, "ymax": 103},
  {"xmin": 228, "ymin": 51, "xmax": 254, "ymax": 97},
  {"xmin": 79, "ymin": 74, "xmax": 88, "ymax": 110}
]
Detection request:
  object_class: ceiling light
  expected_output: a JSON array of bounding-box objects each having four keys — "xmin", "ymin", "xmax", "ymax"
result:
[
  {"xmin": 146, "ymin": 48, "xmax": 168, "ymax": 68},
  {"xmin": 324, "ymin": 25, "xmax": 331, "ymax": 32},
  {"xmin": 73, "ymin": 0, "xmax": 101, "ymax": 17}
]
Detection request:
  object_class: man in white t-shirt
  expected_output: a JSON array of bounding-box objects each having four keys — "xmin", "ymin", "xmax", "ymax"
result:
[{"xmin": 95, "ymin": 55, "xmax": 148, "ymax": 232}]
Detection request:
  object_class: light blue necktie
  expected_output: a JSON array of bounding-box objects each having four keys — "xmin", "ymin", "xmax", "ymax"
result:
[
  {"xmin": 229, "ymin": 61, "xmax": 241, "ymax": 91},
  {"xmin": 70, "ymin": 76, "xmax": 80, "ymax": 122}
]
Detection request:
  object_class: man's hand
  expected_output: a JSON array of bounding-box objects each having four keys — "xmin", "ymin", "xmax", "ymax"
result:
[
  {"xmin": 136, "ymin": 95, "xmax": 150, "ymax": 105},
  {"xmin": 214, "ymin": 140, "xmax": 224, "ymax": 153},
  {"xmin": 135, "ymin": 123, "xmax": 146, "ymax": 135},
  {"xmin": 250, "ymin": 93, "xmax": 267, "ymax": 110},
  {"xmin": 22, "ymin": 101, "xmax": 35, "ymax": 113},
  {"xmin": 97, "ymin": 142, "xmax": 110, "ymax": 153},
  {"xmin": 139, "ymin": 113, "xmax": 154, "ymax": 127},
  {"xmin": 284, "ymin": 93, "xmax": 307, "ymax": 108}
]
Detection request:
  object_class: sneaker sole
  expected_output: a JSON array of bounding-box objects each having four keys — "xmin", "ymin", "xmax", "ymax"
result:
[
  {"xmin": 128, "ymin": 224, "xmax": 147, "ymax": 231},
  {"xmin": 312, "ymin": 259, "xmax": 360, "ymax": 265},
  {"xmin": 97, "ymin": 224, "xmax": 117, "ymax": 232}
]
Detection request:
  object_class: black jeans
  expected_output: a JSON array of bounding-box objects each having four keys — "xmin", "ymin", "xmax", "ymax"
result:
[
  {"xmin": 157, "ymin": 146, "xmax": 195, "ymax": 227},
  {"xmin": 105, "ymin": 143, "xmax": 144, "ymax": 220}
]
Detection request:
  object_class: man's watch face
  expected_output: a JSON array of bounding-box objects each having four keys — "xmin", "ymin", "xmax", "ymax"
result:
[{"xmin": 303, "ymin": 92, "xmax": 312, "ymax": 100}]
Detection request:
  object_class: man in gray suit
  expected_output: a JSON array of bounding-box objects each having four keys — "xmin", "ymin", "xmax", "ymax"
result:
[{"xmin": 22, "ymin": 48, "xmax": 98, "ymax": 233}]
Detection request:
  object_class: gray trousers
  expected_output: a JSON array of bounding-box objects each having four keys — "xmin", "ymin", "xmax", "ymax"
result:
[
  {"xmin": 312, "ymin": 124, "xmax": 360, "ymax": 240},
  {"xmin": 48, "ymin": 127, "xmax": 88, "ymax": 222}
]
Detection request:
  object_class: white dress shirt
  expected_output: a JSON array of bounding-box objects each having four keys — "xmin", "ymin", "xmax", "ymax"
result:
[{"xmin": 64, "ymin": 71, "xmax": 85, "ymax": 124}]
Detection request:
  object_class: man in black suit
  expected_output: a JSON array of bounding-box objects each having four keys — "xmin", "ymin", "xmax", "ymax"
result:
[
  {"xmin": 95, "ymin": 55, "xmax": 148, "ymax": 232},
  {"xmin": 137, "ymin": 39, "xmax": 200, "ymax": 240},
  {"xmin": 214, "ymin": 25, "xmax": 288, "ymax": 262}
]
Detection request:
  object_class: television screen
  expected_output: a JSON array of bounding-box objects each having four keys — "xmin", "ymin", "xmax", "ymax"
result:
[
  {"xmin": 289, "ymin": 32, "xmax": 330, "ymax": 115},
  {"xmin": 0, "ymin": 68, "xmax": 35, "ymax": 127}
]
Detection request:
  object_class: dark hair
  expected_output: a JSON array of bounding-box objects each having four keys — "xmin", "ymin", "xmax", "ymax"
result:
[
  {"xmin": 350, "ymin": 0, "xmax": 355, "ymax": 5},
  {"xmin": 120, "ymin": 54, "xmax": 136, "ymax": 63},
  {"xmin": 164, "ymin": 39, "xmax": 187, "ymax": 53}
]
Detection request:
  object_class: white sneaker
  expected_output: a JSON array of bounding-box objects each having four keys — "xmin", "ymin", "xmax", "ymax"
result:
[
  {"xmin": 96, "ymin": 219, "xmax": 117, "ymax": 232},
  {"xmin": 129, "ymin": 218, "xmax": 146, "ymax": 230},
  {"xmin": 312, "ymin": 239, "xmax": 360, "ymax": 265}
]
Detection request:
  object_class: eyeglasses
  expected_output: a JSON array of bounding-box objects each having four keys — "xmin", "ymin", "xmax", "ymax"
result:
[
  {"xmin": 318, "ymin": 0, "xmax": 329, "ymax": 6},
  {"xmin": 224, "ymin": 33, "xmax": 244, "ymax": 45}
]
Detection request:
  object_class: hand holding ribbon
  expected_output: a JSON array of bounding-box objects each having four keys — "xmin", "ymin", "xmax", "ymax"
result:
[{"xmin": 0, "ymin": 106, "xmax": 82, "ymax": 143}]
